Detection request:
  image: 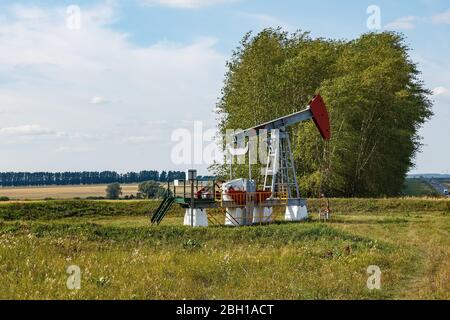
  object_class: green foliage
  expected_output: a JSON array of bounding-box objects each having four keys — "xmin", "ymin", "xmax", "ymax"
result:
[
  {"xmin": 138, "ymin": 181, "xmax": 166, "ymax": 199},
  {"xmin": 105, "ymin": 183, "xmax": 122, "ymax": 199},
  {"xmin": 215, "ymin": 29, "xmax": 433, "ymax": 197},
  {"xmin": 401, "ymin": 179, "xmax": 439, "ymax": 197},
  {"xmin": 0, "ymin": 196, "xmax": 10, "ymax": 202}
]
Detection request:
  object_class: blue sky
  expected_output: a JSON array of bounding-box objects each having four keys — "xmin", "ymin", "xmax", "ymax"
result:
[{"xmin": 0, "ymin": 0, "xmax": 449, "ymax": 174}]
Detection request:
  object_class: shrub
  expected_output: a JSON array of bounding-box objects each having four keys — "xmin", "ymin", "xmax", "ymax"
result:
[
  {"xmin": 106, "ymin": 183, "xmax": 122, "ymax": 200},
  {"xmin": 138, "ymin": 181, "xmax": 167, "ymax": 199}
]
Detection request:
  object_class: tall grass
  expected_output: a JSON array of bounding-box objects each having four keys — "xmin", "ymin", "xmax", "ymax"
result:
[
  {"xmin": 0, "ymin": 200, "xmax": 163, "ymax": 220},
  {"xmin": 0, "ymin": 198, "xmax": 448, "ymax": 221},
  {"xmin": 0, "ymin": 220, "xmax": 399, "ymax": 300},
  {"xmin": 307, "ymin": 198, "xmax": 450, "ymax": 214},
  {"xmin": 0, "ymin": 200, "xmax": 448, "ymax": 299}
]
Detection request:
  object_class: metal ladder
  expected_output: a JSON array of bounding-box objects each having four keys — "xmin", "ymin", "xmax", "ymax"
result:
[
  {"xmin": 263, "ymin": 130, "xmax": 300, "ymax": 199},
  {"xmin": 263, "ymin": 130, "xmax": 280, "ymax": 192},
  {"xmin": 151, "ymin": 196, "xmax": 175, "ymax": 225}
]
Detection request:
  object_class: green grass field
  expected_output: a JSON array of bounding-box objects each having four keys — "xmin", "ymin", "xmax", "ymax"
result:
[
  {"xmin": 0, "ymin": 199, "xmax": 448, "ymax": 300},
  {"xmin": 402, "ymin": 179, "xmax": 439, "ymax": 197}
]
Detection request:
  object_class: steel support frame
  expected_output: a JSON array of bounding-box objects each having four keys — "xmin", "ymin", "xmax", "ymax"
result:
[{"xmin": 264, "ymin": 128, "xmax": 300, "ymax": 200}]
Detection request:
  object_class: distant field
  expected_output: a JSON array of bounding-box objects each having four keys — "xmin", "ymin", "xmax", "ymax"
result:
[
  {"xmin": 441, "ymin": 179, "xmax": 450, "ymax": 189},
  {"xmin": 0, "ymin": 181, "xmax": 212, "ymax": 201},
  {"xmin": 0, "ymin": 184, "xmax": 139, "ymax": 200},
  {"xmin": 2, "ymin": 179, "xmax": 443, "ymax": 201},
  {"xmin": 402, "ymin": 179, "xmax": 439, "ymax": 197}
]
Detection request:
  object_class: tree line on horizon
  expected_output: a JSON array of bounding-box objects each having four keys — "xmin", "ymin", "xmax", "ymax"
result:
[{"xmin": 0, "ymin": 171, "xmax": 213, "ymax": 187}]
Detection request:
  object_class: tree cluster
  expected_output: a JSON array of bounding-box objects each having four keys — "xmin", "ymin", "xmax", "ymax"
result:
[{"xmin": 215, "ymin": 29, "xmax": 433, "ymax": 197}]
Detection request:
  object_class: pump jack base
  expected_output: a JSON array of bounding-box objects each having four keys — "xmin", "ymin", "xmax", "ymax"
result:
[
  {"xmin": 285, "ymin": 199, "xmax": 309, "ymax": 221},
  {"xmin": 184, "ymin": 209, "xmax": 208, "ymax": 227}
]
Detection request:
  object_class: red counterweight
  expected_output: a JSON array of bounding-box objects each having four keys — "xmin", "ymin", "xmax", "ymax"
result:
[{"xmin": 309, "ymin": 95, "xmax": 331, "ymax": 140}]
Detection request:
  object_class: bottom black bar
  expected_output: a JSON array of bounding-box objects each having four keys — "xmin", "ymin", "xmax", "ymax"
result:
[{"xmin": 0, "ymin": 300, "xmax": 444, "ymax": 319}]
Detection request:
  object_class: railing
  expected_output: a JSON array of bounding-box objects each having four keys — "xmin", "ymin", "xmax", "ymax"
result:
[
  {"xmin": 220, "ymin": 191, "xmax": 288, "ymax": 208},
  {"xmin": 167, "ymin": 179, "xmax": 289, "ymax": 209},
  {"xmin": 215, "ymin": 190, "xmax": 222, "ymax": 205},
  {"xmin": 170, "ymin": 179, "xmax": 217, "ymax": 201}
]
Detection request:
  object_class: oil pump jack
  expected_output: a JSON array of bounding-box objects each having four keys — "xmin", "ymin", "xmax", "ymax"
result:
[
  {"xmin": 221, "ymin": 94, "xmax": 331, "ymax": 226},
  {"xmin": 151, "ymin": 95, "xmax": 331, "ymax": 227}
]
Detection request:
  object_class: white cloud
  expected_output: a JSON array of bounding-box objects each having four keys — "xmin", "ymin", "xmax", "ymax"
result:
[
  {"xmin": 432, "ymin": 9, "xmax": 450, "ymax": 24},
  {"xmin": 0, "ymin": 2, "xmax": 225, "ymax": 171},
  {"xmin": 140, "ymin": 0, "xmax": 238, "ymax": 9},
  {"xmin": 56, "ymin": 146, "xmax": 92, "ymax": 153},
  {"xmin": 91, "ymin": 96, "xmax": 110, "ymax": 105},
  {"xmin": 385, "ymin": 10, "xmax": 450, "ymax": 30},
  {"xmin": 238, "ymin": 12, "xmax": 293, "ymax": 30},
  {"xmin": 432, "ymin": 86, "xmax": 450, "ymax": 102},
  {"xmin": 9, "ymin": 5, "xmax": 48, "ymax": 20},
  {"xmin": 123, "ymin": 136, "xmax": 159, "ymax": 143},
  {"xmin": 433, "ymin": 86, "xmax": 449, "ymax": 96},
  {"xmin": 0, "ymin": 124, "xmax": 63, "ymax": 137},
  {"xmin": 385, "ymin": 16, "xmax": 417, "ymax": 30}
]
